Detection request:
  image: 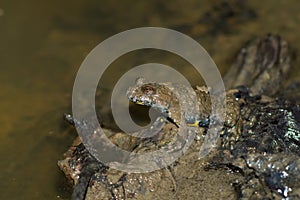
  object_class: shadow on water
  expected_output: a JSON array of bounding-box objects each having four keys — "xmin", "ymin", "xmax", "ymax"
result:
[{"xmin": 1, "ymin": 0, "xmax": 300, "ymax": 199}]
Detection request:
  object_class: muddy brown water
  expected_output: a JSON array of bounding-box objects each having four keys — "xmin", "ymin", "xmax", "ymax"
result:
[{"xmin": 1, "ymin": 0, "xmax": 300, "ymax": 199}]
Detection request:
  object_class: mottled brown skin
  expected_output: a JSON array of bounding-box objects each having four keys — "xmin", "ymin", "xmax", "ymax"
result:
[
  {"xmin": 127, "ymin": 79, "xmax": 242, "ymax": 145},
  {"xmin": 129, "ymin": 80, "xmax": 221, "ymax": 125}
]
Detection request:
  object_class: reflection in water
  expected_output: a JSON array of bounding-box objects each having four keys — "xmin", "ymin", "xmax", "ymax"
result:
[
  {"xmin": 0, "ymin": 0, "xmax": 300, "ymax": 199},
  {"xmin": 0, "ymin": 9, "xmax": 4, "ymax": 16}
]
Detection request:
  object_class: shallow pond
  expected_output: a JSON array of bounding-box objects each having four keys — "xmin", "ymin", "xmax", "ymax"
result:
[{"xmin": 1, "ymin": 0, "xmax": 300, "ymax": 199}]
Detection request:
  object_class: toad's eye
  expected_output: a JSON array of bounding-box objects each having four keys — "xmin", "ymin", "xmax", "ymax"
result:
[{"xmin": 141, "ymin": 84, "xmax": 155, "ymax": 95}]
